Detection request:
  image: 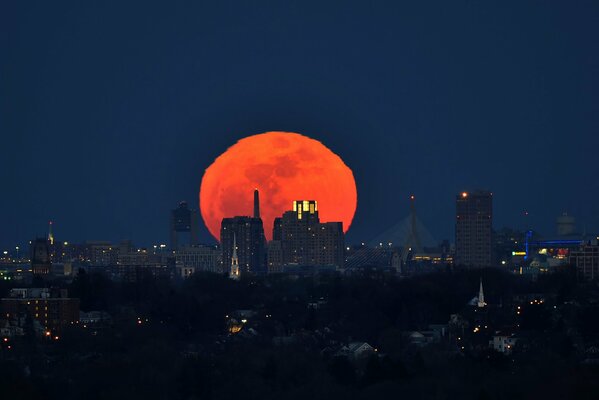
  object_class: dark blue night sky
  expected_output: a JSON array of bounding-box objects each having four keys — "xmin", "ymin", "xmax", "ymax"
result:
[{"xmin": 2, "ymin": 1, "xmax": 598, "ymax": 248}]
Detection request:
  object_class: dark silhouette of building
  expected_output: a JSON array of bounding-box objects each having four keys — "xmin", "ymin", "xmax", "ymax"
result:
[
  {"xmin": 113, "ymin": 250, "xmax": 176, "ymax": 283},
  {"xmin": 275, "ymin": 200, "xmax": 344, "ymax": 270},
  {"xmin": 273, "ymin": 217, "xmax": 282, "ymax": 240},
  {"xmin": 267, "ymin": 240, "xmax": 283, "ymax": 273},
  {"xmin": 170, "ymin": 201, "xmax": 199, "ymax": 249},
  {"xmin": 31, "ymin": 238, "xmax": 51, "ymax": 275},
  {"xmin": 571, "ymin": 239, "xmax": 599, "ymax": 280},
  {"xmin": 268, "ymin": 216, "xmax": 283, "ymax": 273},
  {"xmin": 220, "ymin": 190, "xmax": 266, "ymax": 275},
  {"xmin": 455, "ymin": 191, "xmax": 493, "ymax": 268}
]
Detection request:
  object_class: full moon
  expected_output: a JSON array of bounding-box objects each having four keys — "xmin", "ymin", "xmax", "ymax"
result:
[{"xmin": 199, "ymin": 131, "xmax": 357, "ymax": 241}]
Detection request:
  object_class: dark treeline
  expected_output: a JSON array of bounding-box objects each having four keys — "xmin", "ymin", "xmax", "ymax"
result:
[{"xmin": 1, "ymin": 268, "xmax": 599, "ymax": 400}]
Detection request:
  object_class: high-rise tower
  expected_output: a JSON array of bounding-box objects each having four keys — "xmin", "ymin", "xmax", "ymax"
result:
[
  {"xmin": 277, "ymin": 200, "xmax": 344, "ymax": 269},
  {"xmin": 455, "ymin": 191, "xmax": 493, "ymax": 268},
  {"xmin": 170, "ymin": 201, "xmax": 200, "ymax": 249}
]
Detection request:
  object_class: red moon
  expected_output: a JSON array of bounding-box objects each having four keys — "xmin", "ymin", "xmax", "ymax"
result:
[{"xmin": 199, "ymin": 131, "xmax": 357, "ymax": 241}]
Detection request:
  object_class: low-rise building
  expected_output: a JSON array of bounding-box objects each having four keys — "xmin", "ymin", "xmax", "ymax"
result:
[
  {"xmin": 490, "ymin": 332, "xmax": 518, "ymax": 354},
  {"xmin": 0, "ymin": 288, "xmax": 79, "ymax": 335}
]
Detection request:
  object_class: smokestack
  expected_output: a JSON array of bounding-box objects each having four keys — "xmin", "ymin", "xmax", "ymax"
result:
[{"xmin": 253, "ymin": 189, "xmax": 260, "ymax": 218}]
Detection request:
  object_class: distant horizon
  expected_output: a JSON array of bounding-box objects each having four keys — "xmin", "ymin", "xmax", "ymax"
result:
[{"xmin": 1, "ymin": 191, "xmax": 593, "ymax": 251}]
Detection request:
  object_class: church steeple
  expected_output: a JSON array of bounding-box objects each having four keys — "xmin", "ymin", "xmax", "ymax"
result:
[
  {"xmin": 229, "ymin": 233, "xmax": 240, "ymax": 280},
  {"xmin": 48, "ymin": 221, "xmax": 54, "ymax": 245},
  {"xmin": 477, "ymin": 278, "xmax": 486, "ymax": 308}
]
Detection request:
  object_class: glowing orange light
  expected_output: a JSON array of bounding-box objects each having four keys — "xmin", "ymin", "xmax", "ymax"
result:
[{"xmin": 200, "ymin": 132, "xmax": 357, "ymax": 241}]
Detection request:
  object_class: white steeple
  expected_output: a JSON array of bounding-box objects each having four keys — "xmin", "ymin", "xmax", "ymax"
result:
[
  {"xmin": 477, "ymin": 278, "xmax": 486, "ymax": 308},
  {"xmin": 229, "ymin": 233, "xmax": 240, "ymax": 280},
  {"xmin": 48, "ymin": 221, "xmax": 54, "ymax": 245}
]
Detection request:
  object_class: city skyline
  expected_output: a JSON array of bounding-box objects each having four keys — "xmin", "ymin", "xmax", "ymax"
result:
[
  {"xmin": 3, "ymin": 2, "xmax": 599, "ymax": 248},
  {"xmin": 3, "ymin": 3, "xmax": 599, "ymax": 398},
  {"xmin": 0, "ymin": 187, "xmax": 592, "ymax": 252}
]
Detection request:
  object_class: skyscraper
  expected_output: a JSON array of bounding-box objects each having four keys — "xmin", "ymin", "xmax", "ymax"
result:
[
  {"xmin": 220, "ymin": 190, "xmax": 266, "ymax": 275},
  {"xmin": 170, "ymin": 201, "xmax": 199, "ymax": 249},
  {"xmin": 277, "ymin": 200, "xmax": 344, "ymax": 269},
  {"xmin": 455, "ymin": 191, "xmax": 493, "ymax": 268}
]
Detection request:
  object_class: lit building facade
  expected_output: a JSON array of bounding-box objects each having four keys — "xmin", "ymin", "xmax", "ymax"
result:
[
  {"xmin": 455, "ymin": 191, "xmax": 493, "ymax": 268},
  {"xmin": 277, "ymin": 200, "xmax": 344, "ymax": 269},
  {"xmin": 1, "ymin": 288, "xmax": 79, "ymax": 335},
  {"xmin": 175, "ymin": 245, "xmax": 221, "ymax": 274}
]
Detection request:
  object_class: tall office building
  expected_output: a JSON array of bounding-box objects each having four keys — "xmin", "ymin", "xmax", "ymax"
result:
[
  {"xmin": 170, "ymin": 201, "xmax": 200, "ymax": 249},
  {"xmin": 455, "ymin": 191, "xmax": 493, "ymax": 268},
  {"xmin": 220, "ymin": 190, "xmax": 267, "ymax": 275},
  {"xmin": 277, "ymin": 200, "xmax": 344, "ymax": 269}
]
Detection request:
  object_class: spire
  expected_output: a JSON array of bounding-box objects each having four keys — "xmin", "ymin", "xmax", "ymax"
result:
[
  {"xmin": 229, "ymin": 233, "xmax": 240, "ymax": 280},
  {"xmin": 232, "ymin": 233, "xmax": 238, "ymax": 260},
  {"xmin": 477, "ymin": 278, "xmax": 486, "ymax": 308},
  {"xmin": 253, "ymin": 189, "xmax": 260, "ymax": 219},
  {"xmin": 48, "ymin": 221, "xmax": 54, "ymax": 245}
]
